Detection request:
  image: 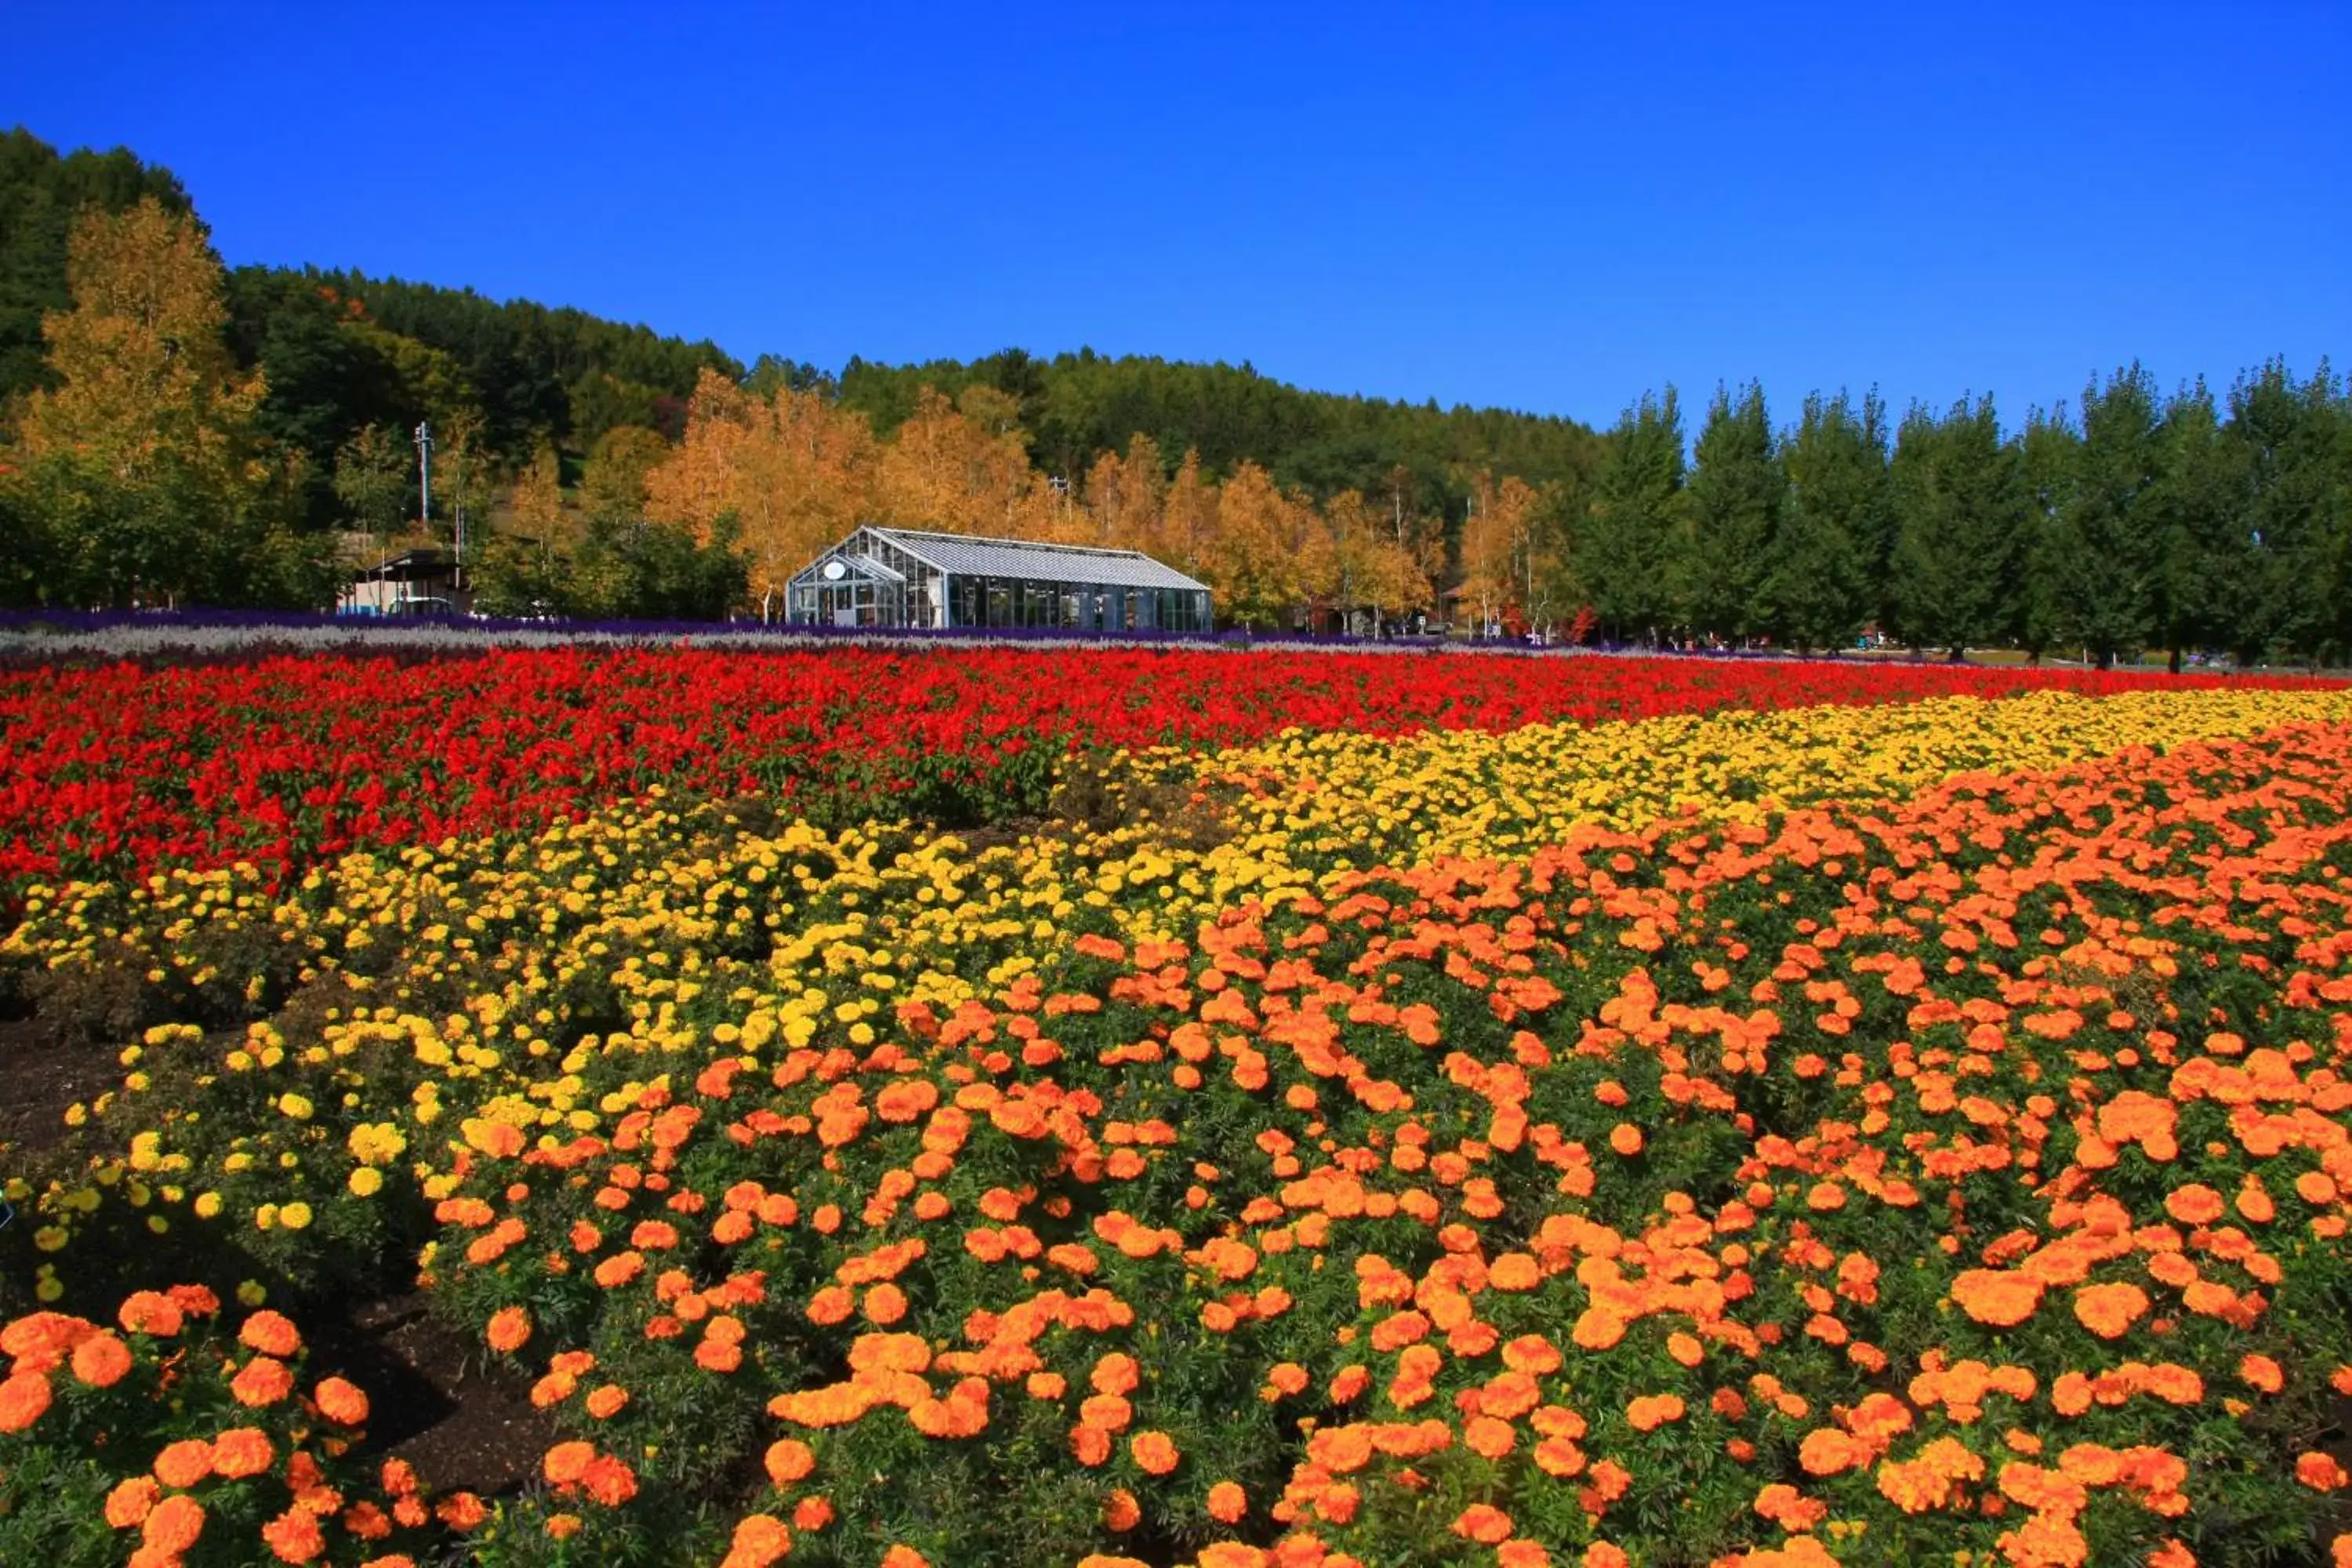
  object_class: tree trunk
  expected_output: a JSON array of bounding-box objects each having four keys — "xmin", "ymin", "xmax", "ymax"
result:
[{"xmin": 2167, "ymin": 646, "xmax": 2182, "ymax": 674}]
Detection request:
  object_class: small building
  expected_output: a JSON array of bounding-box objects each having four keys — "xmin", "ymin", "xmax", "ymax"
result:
[
  {"xmin": 339, "ymin": 547, "xmax": 471, "ymax": 617},
  {"xmin": 786, "ymin": 527, "xmax": 1212, "ymax": 633}
]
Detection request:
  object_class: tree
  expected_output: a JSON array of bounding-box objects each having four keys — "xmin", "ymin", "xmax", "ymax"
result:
[
  {"xmin": 1772, "ymin": 390, "xmax": 1889, "ymax": 651},
  {"xmin": 2047, "ymin": 365, "xmax": 2160, "ymax": 666},
  {"xmin": 1457, "ymin": 473, "xmax": 1540, "ymax": 637},
  {"xmin": 1155, "ymin": 449, "xmax": 1222, "ymax": 590},
  {"xmin": 579, "ymin": 425, "xmax": 670, "ymax": 528},
  {"xmin": 507, "ymin": 442, "xmax": 568, "ymax": 543},
  {"xmin": 332, "ymin": 423, "xmax": 412, "ymax": 557},
  {"xmin": 2140, "ymin": 381, "xmax": 2236, "ymax": 670},
  {"xmin": 1581, "ymin": 390, "xmax": 1685, "ymax": 642},
  {"xmin": 0, "ymin": 128, "xmax": 194, "ymax": 403},
  {"xmin": 2224, "ymin": 360, "xmax": 2347, "ymax": 666},
  {"xmin": 2013, "ymin": 406, "xmax": 2078, "ymax": 662},
  {"xmin": 1888, "ymin": 395, "xmax": 2025, "ymax": 659},
  {"xmin": 1081, "ymin": 434, "xmax": 1167, "ymax": 551},
  {"xmin": 1214, "ymin": 462, "xmax": 1320, "ymax": 627},
  {"xmin": 1682, "ymin": 383, "xmax": 1781, "ymax": 641},
  {"xmin": 4, "ymin": 196, "xmax": 310, "ymax": 606}
]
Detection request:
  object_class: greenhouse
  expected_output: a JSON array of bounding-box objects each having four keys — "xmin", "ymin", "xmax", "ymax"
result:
[{"xmin": 784, "ymin": 527, "xmax": 1214, "ymax": 632}]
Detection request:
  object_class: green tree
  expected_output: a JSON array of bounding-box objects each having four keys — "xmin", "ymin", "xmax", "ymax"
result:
[
  {"xmin": 332, "ymin": 423, "xmax": 412, "ymax": 558},
  {"xmin": 1771, "ymin": 390, "xmax": 1889, "ymax": 651},
  {"xmin": 579, "ymin": 425, "xmax": 670, "ymax": 528},
  {"xmin": 2224, "ymin": 360, "xmax": 2347, "ymax": 666},
  {"xmin": 2014, "ymin": 405, "xmax": 2078, "ymax": 662},
  {"xmin": 1681, "ymin": 383, "xmax": 1781, "ymax": 641},
  {"xmin": 1581, "ymin": 390, "xmax": 1685, "ymax": 642},
  {"xmin": 2045, "ymin": 365, "xmax": 2160, "ymax": 666},
  {"xmin": 2144, "ymin": 380, "xmax": 2238, "ymax": 671},
  {"xmin": 1889, "ymin": 395, "xmax": 2024, "ymax": 659}
]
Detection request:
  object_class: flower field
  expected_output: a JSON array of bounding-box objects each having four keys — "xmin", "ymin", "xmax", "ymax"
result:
[{"xmin": 4, "ymin": 644, "xmax": 2352, "ymax": 1567}]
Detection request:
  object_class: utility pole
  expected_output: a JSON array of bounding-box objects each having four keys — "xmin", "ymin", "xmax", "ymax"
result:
[{"xmin": 414, "ymin": 421, "xmax": 434, "ymax": 539}]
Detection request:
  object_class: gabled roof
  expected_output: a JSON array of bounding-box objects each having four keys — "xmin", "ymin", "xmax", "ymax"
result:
[{"xmin": 864, "ymin": 527, "xmax": 1210, "ymax": 593}]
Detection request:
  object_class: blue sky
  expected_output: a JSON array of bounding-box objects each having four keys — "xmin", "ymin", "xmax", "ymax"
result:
[{"xmin": 9, "ymin": 2, "xmax": 2347, "ymax": 430}]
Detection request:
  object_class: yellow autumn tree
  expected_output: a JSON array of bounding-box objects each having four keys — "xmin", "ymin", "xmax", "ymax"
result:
[
  {"xmin": 1457, "ymin": 471, "xmax": 1543, "ymax": 635},
  {"xmin": 1154, "ymin": 448, "xmax": 1223, "ymax": 593},
  {"xmin": 7, "ymin": 197, "xmax": 303, "ymax": 605},
  {"xmin": 1323, "ymin": 488, "xmax": 1432, "ymax": 633},
  {"xmin": 873, "ymin": 386, "xmax": 1047, "ymax": 538},
  {"xmin": 1213, "ymin": 461, "xmax": 1324, "ymax": 627},
  {"xmin": 644, "ymin": 370, "xmax": 880, "ymax": 619},
  {"xmin": 1081, "ymin": 434, "xmax": 1167, "ymax": 552}
]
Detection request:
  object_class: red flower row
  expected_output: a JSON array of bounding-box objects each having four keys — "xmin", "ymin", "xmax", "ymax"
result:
[{"xmin": 0, "ymin": 644, "xmax": 2295, "ymax": 893}]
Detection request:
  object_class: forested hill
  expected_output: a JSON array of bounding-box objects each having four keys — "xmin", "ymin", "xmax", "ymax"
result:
[
  {"xmin": 2, "ymin": 127, "xmax": 1596, "ymax": 515},
  {"xmin": 836, "ymin": 349, "xmax": 1599, "ymax": 501}
]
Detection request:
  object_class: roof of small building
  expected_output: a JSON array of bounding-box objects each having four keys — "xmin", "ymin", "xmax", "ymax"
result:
[{"xmin": 862, "ymin": 528, "xmax": 1210, "ymax": 593}]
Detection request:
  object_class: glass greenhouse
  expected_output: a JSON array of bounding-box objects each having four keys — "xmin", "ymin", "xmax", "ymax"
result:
[{"xmin": 785, "ymin": 527, "xmax": 1214, "ymax": 632}]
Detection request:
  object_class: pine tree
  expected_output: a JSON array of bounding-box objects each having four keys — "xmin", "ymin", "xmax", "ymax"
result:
[
  {"xmin": 1889, "ymin": 396, "xmax": 2024, "ymax": 659},
  {"xmin": 1581, "ymin": 390, "xmax": 1685, "ymax": 643},
  {"xmin": 1682, "ymin": 383, "xmax": 1781, "ymax": 642},
  {"xmin": 1772, "ymin": 390, "xmax": 1889, "ymax": 652},
  {"xmin": 2049, "ymin": 365, "xmax": 2160, "ymax": 666},
  {"xmin": 2145, "ymin": 380, "xmax": 2235, "ymax": 671}
]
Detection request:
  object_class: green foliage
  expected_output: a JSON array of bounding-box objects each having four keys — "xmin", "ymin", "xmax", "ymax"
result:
[
  {"xmin": 1889, "ymin": 396, "xmax": 2026, "ymax": 658},
  {"xmin": 1579, "ymin": 390, "xmax": 1686, "ymax": 641},
  {"xmin": 2049, "ymin": 365, "xmax": 2162, "ymax": 666},
  {"xmin": 1680, "ymin": 383, "xmax": 1781, "ymax": 641},
  {"xmin": 1772, "ymin": 390, "xmax": 1890, "ymax": 651}
]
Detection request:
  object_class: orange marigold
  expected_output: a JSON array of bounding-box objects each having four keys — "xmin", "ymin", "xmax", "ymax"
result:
[
  {"xmin": 0, "ymin": 1373, "xmax": 53, "ymax": 1439},
  {"xmin": 1453, "ymin": 1502, "xmax": 1514, "ymax": 1544},
  {"xmin": 143, "ymin": 1494, "xmax": 206, "ymax": 1554},
  {"xmin": 239, "ymin": 1310, "xmax": 303, "ymax": 1359},
  {"xmin": 764, "ymin": 1437, "xmax": 816, "ymax": 1486},
  {"xmin": 1951, "ymin": 1270, "xmax": 2043, "ymax": 1328},
  {"xmin": 1626, "ymin": 1394, "xmax": 1686, "ymax": 1432},
  {"xmin": 1207, "ymin": 1480, "xmax": 1247, "ymax": 1523},
  {"xmin": 70, "ymin": 1331, "xmax": 133, "ymax": 1389},
  {"xmin": 315, "ymin": 1376, "xmax": 370, "ymax": 1426},
  {"xmin": 117, "ymin": 1292, "xmax": 184, "ymax": 1338},
  {"xmin": 2299, "ymin": 1452, "xmax": 2351, "ymax": 1491},
  {"xmin": 720, "ymin": 1513, "xmax": 793, "ymax": 1568},
  {"xmin": 212, "ymin": 1427, "xmax": 274, "ymax": 1479},
  {"xmin": 230, "ymin": 1356, "xmax": 294, "ymax": 1408},
  {"xmin": 1131, "ymin": 1430, "xmax": 1180, "ymax": 1475},
  {"xmin": 2071, "ymin": 1282, "xmax": 2150, "ymax": 1340},
  {"xmin": 152, "ymin": 1437, "xmax": 215, "ymax": 1489},
  {"xmin": 105, "ymin": 1475, "xmax": 160, "ymax": 1528},
  {"xmin": 485, "ymin": 1306, "xmax": 531, "ymax": 1354},
  {"xmin": 262, "ymin": 1504, "xmax": 326, "ymax": 1564}
]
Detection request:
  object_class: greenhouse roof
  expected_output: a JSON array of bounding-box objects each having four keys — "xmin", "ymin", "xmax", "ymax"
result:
[{"xmin": 867, "ymin": 528, "xmax": 1210, "ymax": 593}]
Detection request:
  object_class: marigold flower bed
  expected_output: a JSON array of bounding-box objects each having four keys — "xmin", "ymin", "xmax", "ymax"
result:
[{"xmin": 2, "ymin": 662, "xmax": 2350, "ymax": 1568}]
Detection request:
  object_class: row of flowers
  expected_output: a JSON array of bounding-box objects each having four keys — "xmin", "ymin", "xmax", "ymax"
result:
[{"xmin": 0, "ymin": 643, "xmax": 2299, "ymax": 896}]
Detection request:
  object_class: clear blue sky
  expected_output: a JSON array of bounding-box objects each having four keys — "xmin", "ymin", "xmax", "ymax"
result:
[{"xmin": 9, "ymin": 2, "xmax": 2347, "ymax": 430}]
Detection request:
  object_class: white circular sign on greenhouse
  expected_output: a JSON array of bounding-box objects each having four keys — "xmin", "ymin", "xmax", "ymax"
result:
[{"xmin": 822, "ymin": 561, "xmax": 846, "ymax": 581}]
